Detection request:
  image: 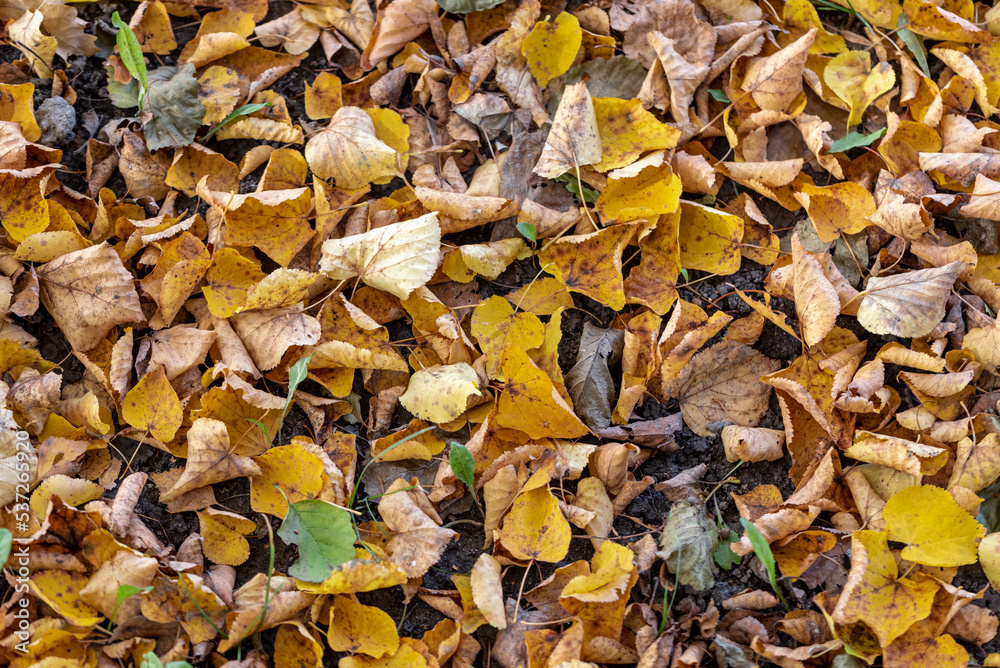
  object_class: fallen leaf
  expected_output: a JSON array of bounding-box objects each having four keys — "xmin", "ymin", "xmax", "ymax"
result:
[
  {"xmin": 857, "ymin": 262, "xmax": 964, "ymax": 338},
  {"xmin": 883, "ymin": 485, "xmax": 985, "ymax": 567},
  {"xmin": 306, "ymin": 106, "xmax": 400, "ymax": 187},
  {"xmin": 500, "ymin": 486, "xmax": 571, "ymax": 563},
  {"xmin": 161, "ymin": 418, "xmax": 262, "ymax": 503},
  {"xmin": 278, "ymin": 498, "xmax": 357, "ymax": 582},
  {"xmin": 521, "ymin": 12, "xmax": 582, "ymax": 88},
  {"xmin": 319, "ymin": 213, "xmax": 441, "ymax": 299},
  {"xmin": 566, "ymin": 323, "xmax": 625, "ymax": 431},
  {"xmin": 37, "ymin": 243, "xmax": 145, "ymax": 352},
  {"xmin": 399, "ymin": 363, "xmax": 482, "ymax": 423},
  {"xmin": 656, "ymin": 500, "xmax": 718, "ymax": 590},
  {"xmin": 533, "ymin": 82, "xmax": 601, "ymax": 178},
  {"xmin": 665, "ymin": 340, "xmax": 780, "ymax": 438},
  {"xmin": 121, "ymin": 366, "xmax": 182, "ymax": 443}
]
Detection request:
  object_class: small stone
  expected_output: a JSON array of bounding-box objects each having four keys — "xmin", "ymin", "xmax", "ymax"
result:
[{"xmin": 36, "ymin": 96, "xmax": 77, "ymax": 146}]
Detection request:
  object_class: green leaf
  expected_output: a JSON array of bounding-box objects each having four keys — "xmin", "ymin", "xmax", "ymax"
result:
[
  {"xmin": 203, "ymin": 102, "xmax": 272, "ymax": 142},
  {"xmin": 896, "ymin": 16, "xmax": 930, "ymax": 78},
  {"xmin": 435, "ymin": 0, "xmax": 506, "ymax": 13},
  {"xmin": 554, "ymin": 173, "xmax": 600, "ymax": 204},
  {"xmin": 516, "ymin": 222, "xmax": 537, "ymax": 244},
  {"xmin": 278, "ymin": 499, "xmax": 356, "ymax": 583},
  {"xmin": 829, "ymin": 128, "xmax": 886, "ymax": 153},
  {"xmin": 111, "ymin": 583, "xmax": 153, "ymax": 625},
  {"xmin": 116, "ymin": 584, "xmax": 152, "ymax": 607},
  {"xmin": 284, "ymin": 353, "xmax": 313, "ymax": 418},
  {"xmin": 712, "ymin": 509, "xmax": 739, "ymax": 570},
  {"xmin": 141, "ymin": 653, "xmax": 192, "ymax": 668},
  {"xmin": 143, "ymin": 64, "xmax": 206, "ymax": 151},
  {"xmin": 0, "ymin": 529, "xmax": 11, "ymax": 568},
  {"xmin": 449, "ymin": 442, "xmax": 476, "ymax": 493},
  {"xmin": 111, "ymin": 12, "xmax": 148, "ymax": 105},
  {"xmin": 708, "ymin": 88, "xmax": 731, "ymax": 103},
  {"xmin": 107, "ymin": 63, "xmax": 140, "ymax": 108},
  {"xmin": 978, "ymin": 478, "xmax": 1000, "ymax": 534},
  {"xmin": 141, "ymin": 653, "xmax": 165, "ymax": 668},
  {"xmin": 740, "ymin": 518, "xmax": 789, "ymax": 610}
]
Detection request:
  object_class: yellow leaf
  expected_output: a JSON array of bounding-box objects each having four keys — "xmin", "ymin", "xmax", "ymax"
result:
[
  {"xmin": 823, "ymin": 51, "xmax": 895, "ymax": 127},
  {"xmin": 209, "ymin": 187, "xmax": 314, "ymax": 268},
  {"xmin": 366, "ymin": 108, "xmax": 410, "ymax": 180},
  {"xmin": 595, "ymin": 160, "xmax": 682, "ymax": 222},
  {"xmin": 504, "ymin": 278, "xmax": 574, "ymax": 316},
  {"xmin": 319, "ymin": 213, "xmax": 441, "ymax": 299},
  {"xmin": 500, "ymin": 486, "xmax": 571, "ymax": 563},
  {"xmin": 251, "ymin": 443, "xmax": 325, "ymax": 517},
  {"xmin": 140, "ymin": 231, "xmax": 212, "ymax": 327},
  {"xmin": 371, "ymin": 419, "xmax": 446, "ymax": 462},
  {"xmin": 539, "ymin": 223, "xmax": 635, "ymax": 310},
  {"xmin": 203, "ymin": 248, "xmax": 268, "ymax": 318},
  {"xmin": 471, "ymin": 295, "xmax": 545, "ymax": 379},
  {"xmin": 305, "ymin": 72, "xmax": 342, "ymax": 120},
  {"xmin": 165, "ymin": 145, "xmax": 239, "ymax": 197},
  {"xmin": 846, "ymin": 432, "xmax": 948, "ymax": 477},
  {"xmin": 677, "ymin": 201, "xmax": 743, "ymax": 275},
  {"xmin": 495, "ymin": 347, "xmax": 589, "ymax": 440},
  {"xmin": 521, "ymin": 12, "xmax": 582, "ymax": 88},
  {"xmin": 832, "ymin": 530, "xmax": 937, "ymax": 648},
  {"xmin": 793, "ymin": 181, "xmax": 875, "ymax": 243},
  {"xmin": 327, "ymin": 595, "xmax": 400, "ymax": 657},
  {"xmin": 198, "ymin": 508, "xmax": 256, "ymax": 566},
  {"xmin": 904, "ymin": 0, "xmax": 992, "ymax": 43},
  {"xmin": 0, "ymin": 82, "xmax": 41, "ymax": 141},
  {"xmin": 275, "ymin": 622, "xmax": 325, "ymax": 668},
  {"xmin": 30, "ymin": 570, "xmax": 102, "ymax": 627},
  {"xmin": 305, "ymin": 106, "xmax": 399, "ymax": 188},
  {"xmin": 121, "ymin": 366, "xmax": 182, "ymax": 442},
  {"xmin": 198, "ymin": 66, "xmax": 241, "ymax": 125},
  {"xmin": 883, "ymin": 485, "xmax": 985, "ymax": 567},
  {"xmin": 399, "ymin": 363, "xmax": 482, "ymax": 423},
  {"xmin": 592, "ymin": 98, "xmax": 680, "ymax": 172},
  {"xmin": 980, "ymin": 532, "xmax": 1000, "ymax": 591},
  {"xmin": 0, "ymin": 172, "xmax": 47, "ymax": 243},
  {"xmin": 29, "ymin": 474, "xmax": 103, "ymax": 521}
]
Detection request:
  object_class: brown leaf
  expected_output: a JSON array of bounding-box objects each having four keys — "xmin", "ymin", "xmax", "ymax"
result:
[
  {"xmin": 37, "ymin": 243, "xmax": 145, "ymax": 352},
  {"xmin": 665, "ymin": 340, "xmax": 780, "ymax": 437}
]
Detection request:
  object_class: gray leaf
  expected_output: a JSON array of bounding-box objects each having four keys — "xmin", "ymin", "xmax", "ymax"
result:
[
  {"xmin": 712, "ymin": 636, "xmax": 757, "ymax": 668},
  {"xmin": 656, "ymin": 500, "xmax": 718, "ymax": 590},
  {"xmin": 436, "ymin": 0, "xmax": 506, "ymax": 13},
  {"xmin": 566, "ymin": 322, "xmax": 624, "ymax": 431},
  {"xmin": 143, "ymin": 64, "xmax": 205, "ymax": 151},
  {"xmin": 832, "ymin": 232, "xmax": 868, "ymax": 287},
  {"xmin": 566, "ymin": 56, "xmax": 647, "ymax": 100}
]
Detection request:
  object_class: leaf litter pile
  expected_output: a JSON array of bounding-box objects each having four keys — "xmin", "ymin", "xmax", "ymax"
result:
[{"xmin": 11, "ymin": 0, "xmax": 1000, "ymax": 666}]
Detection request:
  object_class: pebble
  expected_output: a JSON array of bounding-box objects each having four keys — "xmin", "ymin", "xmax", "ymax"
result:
[{"xmin": 37, "ymin": 97, "xmax": 77, "ymax": 146}]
